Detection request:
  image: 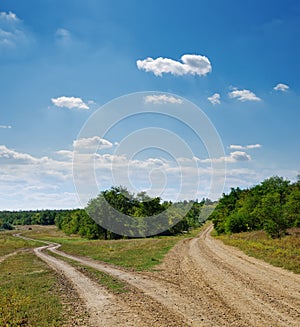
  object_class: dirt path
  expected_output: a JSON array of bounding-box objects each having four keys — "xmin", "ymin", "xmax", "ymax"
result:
[
  {"xmin": 17, "ymin": 235, "xmax": 185, "ymax": 326},
  {"xmin": 156, "ymin": 224, "xmax": 300, "ymax": 326},
  {"xmin": 16, "ymin": 225, "xmax": 300, "ymax": 326}
]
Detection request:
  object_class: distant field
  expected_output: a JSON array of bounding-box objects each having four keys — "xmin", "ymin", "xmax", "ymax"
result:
[
  {"xmin": 216, "ymin": 228, "xmax": 300, "ymax": 274},
  {"xmin": 0, "ymin": 231, "xmax": 41, "ymax": 256},
  {"xmin": 21, "ymin": 224, "xmax": 203, "ymax": 270},
  {"xmin": 17, "ymin": 224, "xmax": 300, "ymax": 274}
]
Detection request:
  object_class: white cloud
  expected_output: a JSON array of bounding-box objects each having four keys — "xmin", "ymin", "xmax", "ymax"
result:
[
  {"xmin": 55, "ymin": 28, "xmax": 72, "ymax": 46},
  {"xmin": 1, "ymin": 142, "xmax": 297, "ymax": 210},
  {"xmin": 0, "ymin": 125, "xmax": 12, "ymax": 129},
  {"xmin": 51, "ymin": 96, "xmax": 89, "ymax": 110},
  {"xmin": 136, "ymin": 54, "xmax": 212, "ymax": 77},
  {"xmin": 73, "ymin": 136, "xmax": 113, "ymax": 151},
  {"xmin": 229, "ymin": 144, "xmax": 262, "ymax": 150},
  {"xmin": 0, "ymin": 145, "xmax": 40, "ymax": 163},
  {"xmin": 229, "ymin": 151, "xmax": 251, "ymax": 162},
  {"xmin": 144, "ymin": 94, "xmax": 183, "ymax": 104},
  {"xmin": 273, "ymin": 83, "xmax": 289, "ymax": 92},
  {"xmin": 228, "ymin": 89, "xmax": 261, "ymax": 102},
  {"xmin": 55, "ymin": 150, "xmax": 73, "ymax": 159},
  {"xmin": 208, "ymin": 93, "xmax": 221, "ymax": 105},
  {"xmin": 0, "ymin": 11, "xmax": 19, "ymax": 22},
  {"xmin": 197, "ymin": 151, "xmax": 251, "ymax": 164},
  {"xmin": 56, "ymin": 28, "xmax": 70, "ymax": 39},
  {"xmin": 0, "ymin": 11, "xmax": 33, "ymax": 53}
]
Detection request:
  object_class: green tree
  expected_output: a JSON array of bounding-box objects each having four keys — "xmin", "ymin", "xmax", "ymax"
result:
[
  {"xmin": 254, "ymin": 192, "xmax": 287, "ymax": 238},
  {"xmin": 284, "ymin": 188, "xmax": 300, "ymax": 227}
]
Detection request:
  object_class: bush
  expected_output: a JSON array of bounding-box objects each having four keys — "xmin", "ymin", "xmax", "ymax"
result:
[
  {"xmin": 0, "ymin": 222, "xmax": 14, "ymax": 230},
  {"xmin": 225, "ymin": 212, "xmax": 250, "ymax": 234}
]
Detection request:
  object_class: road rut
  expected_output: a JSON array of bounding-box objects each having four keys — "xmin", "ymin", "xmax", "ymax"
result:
[{"xmin": 17, "ymin": 224, "xmax": 300, "ymax": 326}]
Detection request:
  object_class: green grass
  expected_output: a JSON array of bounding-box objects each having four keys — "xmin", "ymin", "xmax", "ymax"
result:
[
  {"xmin": 48, "ymin": 250, "xmax": 128, "ymax": 293},
  {"xmin": 21, "ymin": 224, "xmax": 203, "ymax": 271},
  {"xmin": 0, "ymin": 252, "xmax": 64, "ymax": 326},
  {"xmin": 0, "ymin": 233, "xmax": 41, "ymax": 256},
  {"xmin": 216, "ymin": 228, "xmax": 300, "ymax": 274},
  {"xmin": 52, "ymin": 237, "xmax": 183, "ymax": 271}
]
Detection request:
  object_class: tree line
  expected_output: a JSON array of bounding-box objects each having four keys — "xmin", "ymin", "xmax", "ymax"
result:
[
  {"xmin": 56, "ymin": 186, "xmax": 209, "ymax": 239},
  {"xmin": 210, "ymin": 176, "xmax": 300, "ymax": 238},
  {"xmin": 0, "ymin": 209, "xmax": 64, "ymax": 230},
  {"xmin": 0, "ymin": 186, "xmax": 213, "ymax": 239}
]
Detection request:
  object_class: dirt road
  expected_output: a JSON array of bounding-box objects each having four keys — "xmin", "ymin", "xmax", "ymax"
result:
[{"xmin": 19, "ymin": 224, "xmax": 300, "ymax": 326}]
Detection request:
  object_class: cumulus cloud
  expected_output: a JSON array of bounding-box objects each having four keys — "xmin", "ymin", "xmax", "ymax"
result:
[
  {"xmin": 136, "ymin": 54, "xmax": 212, "ymax": 77},
  {"xmin": 273, "ymin": 83, "xmax": 289, "ymax": 92},
  {"xmin": 0, "ymin": 11, "xmax": 19, "ymax": 22},
  {"xmin": 229, "ymin": 151, "xmax": 251, "ymax": 162},
  {"xmin": 229, "ymin": 144, "xmax": 262, "ymax": 150},
  {"xmin": 228, "ymin": 89, "xmax": 261, "ymax": 102},
  {"xmin": 208, "ymin": 93, "xmax": 221, "ymax": 105},
  {"xmin": 73, "ymin": 136, "xmax": 113, "ymax": 151},
  {"xmin": 0, "ymin": 125, "xmax": 12, "ymax": 129},
  {"xmin": 0, "ymin": 145, "xmax": 53, "ymax": 164},
  {"xmin": 0, "ymin": 145, "xmax": 78, "ymax": 210},
  {"xmin": 144, "ymin": 94, "xmax": 183, "ymax": 104},
  {"xmin": 0, "ymin": 145, "xmax": 38, "ymax": 163},
  {"xmin": 51, "ymin": 96, "xmax": 89, "ymax": 110},
  {"xmin": 197, "ymin": 151, "xmax": 251, "ymax": 164},
  {"xmin": 55, "ymin": 150, "xmax": 73, "ymax": 159}
]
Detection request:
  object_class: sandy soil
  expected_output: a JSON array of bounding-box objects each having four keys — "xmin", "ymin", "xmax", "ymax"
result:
[{"xmin": 17, "ymin": 224, "xmax": 300, "ymax": 326}]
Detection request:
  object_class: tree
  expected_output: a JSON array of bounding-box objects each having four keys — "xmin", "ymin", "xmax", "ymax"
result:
[
  {"xmin": 0, "ymin": 221, "xmax": 14, "ymax": 230},
  {"xmin": 284, "ymin": 188, "xmax": 300, "ymax": 227},
  {"xmin": 254, "ymin": 192, "xmax": 287, "ymax": 238}
]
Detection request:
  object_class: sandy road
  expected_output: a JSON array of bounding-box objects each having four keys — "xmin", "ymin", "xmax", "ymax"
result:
[
  {"xmin": 156, "ymin": 224, "xmax": 300, "ymax": 326},
  {"xmin": 16, "ymin": 225, "xmax": 300, "ymax": 326},
  {"xmin": 16, "ymin": 235, "xmax": 185, "ymax": 326}
]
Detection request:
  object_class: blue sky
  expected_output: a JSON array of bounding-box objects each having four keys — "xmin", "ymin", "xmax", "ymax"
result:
[{"xmin": 0, "ymin": 0, "xmax": 299, "ymax": 210}]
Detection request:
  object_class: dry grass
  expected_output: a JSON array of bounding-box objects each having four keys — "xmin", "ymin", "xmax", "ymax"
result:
[{"xmin": 217, "ymin": 228, "xmax": 300, "ymax": 274}]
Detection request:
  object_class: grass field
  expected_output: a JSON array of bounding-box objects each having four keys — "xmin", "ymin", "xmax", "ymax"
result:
[
  {"xmin": 1, "ymin": 223, "xmax": 299, "ymax": 327},
  {"xmin": 0, "ymin": 232, "xmax": 41, "ymax": 256},
  {"xmin": 216, "ymin": 228, "xmax": 300, "ymax": 274},
  {"xmin": 21, "ymin": 225, "xmax": 203, "ymax": 271},
  {"xmin": 0, "ymin": 229, "xmax": 89, "ymax": 326},
  {"xmin": 0, "ymin": 251, "xmax": 63, "ymax": 327}
]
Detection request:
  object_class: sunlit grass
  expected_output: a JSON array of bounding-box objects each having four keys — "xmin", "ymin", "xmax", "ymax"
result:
[
  {"xmin": 216, "ymin": 228, "xmax": 300, "ymax": 274},
  {"xmin": 0, "ymin": 232, "xmax": 41, "ymax": 256},
  {"xmin": 21, "ymin": 224, "xmax": 203, "ymax": 271},
  {"xmin": 0, "ymin": 252, "xmax": 63, "ymax": 326},
  {"xmin": 58, "ymin": 237, "xmax": 184, "ymax": 270},
  {"xmin": 48, "ymin": 250, "xmax": 128, "ymax": 293}
]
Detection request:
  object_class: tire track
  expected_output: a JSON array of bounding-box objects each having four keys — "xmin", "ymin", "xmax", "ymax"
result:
[{"xmin": 15, "ymin": 225, "xmax": 300, "ymax": 326}]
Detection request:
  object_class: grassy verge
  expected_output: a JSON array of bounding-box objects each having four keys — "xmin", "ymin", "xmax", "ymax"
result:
[
  {"xmin": 21, "ymin": 224, "xmax": 203, "ymax": 271},
  {"xmin": 0, "ymin": 232, "xmax": 41, "ymax": 256},
  {"xmin": 48, "ymin": 250, "xmax": 128, "ymax": 293},
  {"xmin": 0, "ymin": 252, "xmax": 64, "ymax": 326},
  {"xmin": 216, "ymin": 228, "xmax": 300, "ymax": 274},
  {"xmin": 59, "ymin": 237, "xmax": 182, "ymax": 270}
]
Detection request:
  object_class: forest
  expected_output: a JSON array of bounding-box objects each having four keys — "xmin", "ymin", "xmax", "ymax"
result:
[{"xmin": 211, "ymin": 176, "xmax": 300, "ymax": 238}]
